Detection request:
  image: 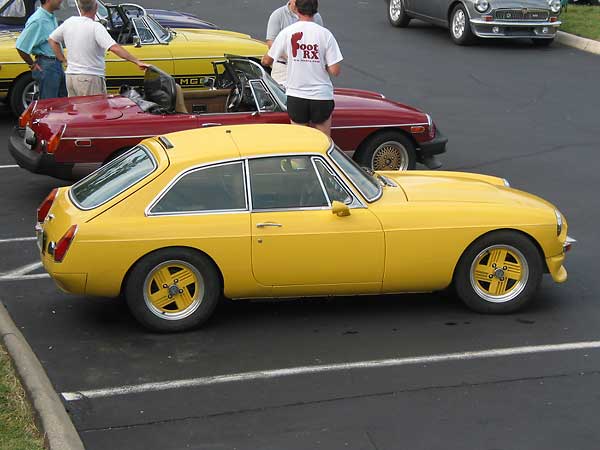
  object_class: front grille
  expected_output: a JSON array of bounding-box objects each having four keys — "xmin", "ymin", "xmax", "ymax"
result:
[{"xmin": 495, "ymin": 8, "xmax": 549, "ymax": 21}]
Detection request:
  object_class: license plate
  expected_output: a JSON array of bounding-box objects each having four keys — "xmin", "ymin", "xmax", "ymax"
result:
[{"xmin": 24, "ymin": 126, "xmax": 35, "ymax": 149}]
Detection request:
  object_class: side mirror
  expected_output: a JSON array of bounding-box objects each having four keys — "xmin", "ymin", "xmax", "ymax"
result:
[
  {"xmin": 331, "ymin": 201, "xmax": 350, "ymax": 217},
  {"xmin": 133, "ymin": 36, "xmax": 141, "ymax": 48}
]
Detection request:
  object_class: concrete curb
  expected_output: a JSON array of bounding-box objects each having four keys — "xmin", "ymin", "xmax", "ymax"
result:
[
  {"xmin": 0, "ymin": 302, "xmax": 85, "ymax": 450},
  {"xmin": 556, "ymin": 30, "xmax": 600, "ymax": 55}
]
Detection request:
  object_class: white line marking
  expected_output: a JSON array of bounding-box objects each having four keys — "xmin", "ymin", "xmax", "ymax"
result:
[
  {"xmin": 0, "ymin": 237, "xmax": 36, "ymax": 243},
  {"xmin": 61, "ymin": 340, "xmax": 600, "ymax": 401},
  {"xmin": 0, "ymin": 261, "xmax": 49, "ymax": 281},
  {"xmin": 0, "ymin": 165, "xmax": 19, "ymax": 169}
]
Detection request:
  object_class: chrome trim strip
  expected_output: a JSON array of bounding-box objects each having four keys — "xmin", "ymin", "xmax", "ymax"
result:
[
  {"xmin": 311, "ymin": 157, "xmax": 333, "ymax": 208},
  {"xmin": 61, "ymin": 135, "xmax": 154, "ymax": 141},
  {"xmin": 471, "ymin": 19, "xmax": 561, "ymax": 26},
  {"xmin": 145, "ymin": 160, "xmax": 248, "ymax": 216},
  {"xmin": 331, "ymin": 123, "xmax": 428, "ymax": 130},
  {"xmin": 71, "ymin": 145, "xmax": 157, "ymax": 211}
]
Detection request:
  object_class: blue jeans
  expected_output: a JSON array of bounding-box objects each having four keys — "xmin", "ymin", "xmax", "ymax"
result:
[{"xmin": 32, "ymin": 57, "xmax": 67, "ymax": 100}]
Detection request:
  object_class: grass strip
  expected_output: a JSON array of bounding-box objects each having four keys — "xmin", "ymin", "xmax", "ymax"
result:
[
  {"xmin": 561, "ymin": 5, "xmax": 600, "ymax": 41},
  {"xmin": 0, "ymin": 344, "xmax": 45, "ymax": 450}
]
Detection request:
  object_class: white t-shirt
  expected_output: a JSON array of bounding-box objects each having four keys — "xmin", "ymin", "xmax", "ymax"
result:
[
  {"xmin": 49, "ymin": 16, "xmax": 116, "ymax": 77},
  {"xmin": 268, "ymin": 21, "xmax": 343, "ymax": 100}
]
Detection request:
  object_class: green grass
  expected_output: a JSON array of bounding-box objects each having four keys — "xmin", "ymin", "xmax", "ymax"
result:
[
  {"xmin": 561, "ymin": 5, "xmax": 600, "ymax": 41},
  {"xmin": 0, "ymin": 345, "xmax": 45, "ymax": 450}
]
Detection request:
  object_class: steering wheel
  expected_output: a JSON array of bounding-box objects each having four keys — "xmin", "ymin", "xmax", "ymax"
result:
[
  {"xmin": 117, "ymin": 22, "xmax": 134, "ymax": 45},
  {"xmin": 226, "ymin": 72, "xmax": 247, "ymax": 111}
]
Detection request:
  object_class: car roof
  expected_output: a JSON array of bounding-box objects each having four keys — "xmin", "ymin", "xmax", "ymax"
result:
[{"xmin": 158, "ymin": 124, "xmax": 332, "ymax": 166}]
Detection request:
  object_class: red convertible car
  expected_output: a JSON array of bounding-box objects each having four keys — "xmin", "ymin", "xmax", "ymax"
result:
[{"xmin": 10, "ymin": 58, "xmax": 447, "ymax": 180}]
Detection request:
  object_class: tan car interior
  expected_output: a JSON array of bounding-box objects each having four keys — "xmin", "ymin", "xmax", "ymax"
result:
[{"xmin": 174, "ymin": 84, "xmax": 231, "ymax": 115}]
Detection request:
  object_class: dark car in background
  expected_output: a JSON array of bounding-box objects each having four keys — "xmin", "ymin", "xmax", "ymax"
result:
[{"xmin": 0, "ymin": 0, "xmax": 218, "ymax": 32}]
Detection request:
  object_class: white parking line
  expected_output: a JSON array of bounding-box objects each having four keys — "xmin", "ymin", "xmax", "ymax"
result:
[
  {"xmin": 0, "ymin": 237, "xmax": 36, "ymax": 243},
  {"xmin": 0, "ymin": 261, "xmax": 49, "ymax": 281},
  {"xmin": 61, "ymin": 340, "xmax": 600, "ymax": 401},
  {"xmin": 0, "ymin": 165, "xmax": 19, "ymax": 169}
]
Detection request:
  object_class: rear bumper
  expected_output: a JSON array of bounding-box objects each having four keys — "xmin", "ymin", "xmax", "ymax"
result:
[
  {"xmin": 8, "ymin": 127, "xmax": 74, "ymax": 179},
  {"xmin": 418, "ymin": 128, "xmax": 447, "ymax": 158}
]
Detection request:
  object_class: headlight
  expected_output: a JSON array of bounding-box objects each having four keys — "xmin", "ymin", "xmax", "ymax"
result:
[
  {"xmin": 502, "ymin": 178, "xmax": 510, "ymax": 187},
  {"xmin": 548, "ymin": 0, "xmax": 561, "ymax": 13},
  {"xmin": 475, "ymin": 0, "xmax": 490, "ymax": 13},
  {"xmin": 555, "ymin": 209, "xmax": 563, "ymax": 236}
]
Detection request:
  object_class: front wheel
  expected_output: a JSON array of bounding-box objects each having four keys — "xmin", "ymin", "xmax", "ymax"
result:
[
  {"xmin": 388, "ymin": 0, "xmax": 411, "ymax": 27},
  {"xmin": 9, "ymin": 73, "xmax": 38, "ymax": 117},
  {"xmin": 454, "ymin": 231, "xmax": 543, "ymax": 314},
  {"xmin": 355, "ymin": 131, "xmax": 417, "ymax": 171},
  {"xmin": 450, "ymin": 4, "xmax": 476, "ymax": 45},
  {"xmin": 125, "ymin": 248, "xmax": 221, "ymax": 332}
]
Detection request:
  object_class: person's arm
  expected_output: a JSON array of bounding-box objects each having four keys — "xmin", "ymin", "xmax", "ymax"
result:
[
  {"xmin": 108, "ymin": 44, "xmax": 150, "ymax": 70},
  {"xmin": 326, "ymin": 63, "xmax": 341, "ymax": 77},
  {"xmin": 266, "ymin": 39, "xmax": 273, "ymax": 49},
  {"xmin": 48, "ymin": 38, "xmax": 67, "ymax": 65},
  {"xmin": 265, "ymin": 10, "xmax": 280, "ymax": 49},
  {"xmin": 263, "ymin": 32, "xmax": 285, "ymax": 67},
  {"xmin": 15, "ymin": 21, "xmax": 42, "ymax": 70}
]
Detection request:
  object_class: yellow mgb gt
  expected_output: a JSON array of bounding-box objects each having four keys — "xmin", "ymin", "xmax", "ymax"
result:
[{"xmin": 36, "ymin": 124, "xmax": 574, "ymax": 332}]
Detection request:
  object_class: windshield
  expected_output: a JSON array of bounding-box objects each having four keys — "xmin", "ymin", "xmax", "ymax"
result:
[
  {"xmin": 229, "ymin": 59, "xmax": 287, "ymax": 108},
  {"xmin": 70, "ymin": 146, "xmax": 156, "ymax": 210},
  {"xmin": 328, "ymin": 146, "xmax": 381, "ymax": 202},
  {"xmin": 146, "ymin": 15, "xmax": 172, "ymax": 42}
]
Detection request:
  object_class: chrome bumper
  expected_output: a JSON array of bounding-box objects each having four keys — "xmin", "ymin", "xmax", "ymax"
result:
[
  {"xmin": 564, "ymin": 236, "xmax": 576, "ymax": 252},
  {"xmin": 470, "ymin": 19, "xmax": 560, "ymax": 38}
]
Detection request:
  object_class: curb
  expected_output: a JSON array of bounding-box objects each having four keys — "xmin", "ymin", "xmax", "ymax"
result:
[
  {"xmin": 556, "ymin": 30, "xmax": 600, "ymax": 55},
  {"xmin": 0, "ymin": 302, "xmax": 85, "ymax": 450}
]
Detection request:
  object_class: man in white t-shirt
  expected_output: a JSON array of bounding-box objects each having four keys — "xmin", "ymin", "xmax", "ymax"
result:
[
  {"xmin": 262, "ymin": 0, "xmax": 342, "ymax": 136},
  {"xmin": 48, "ymin": 0, "xmax": 149, "ymax": 97}
]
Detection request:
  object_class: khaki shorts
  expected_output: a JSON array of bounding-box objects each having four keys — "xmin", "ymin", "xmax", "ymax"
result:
[{"xmin": 66, "ymin": 74, "xmax": 107, "ymax": 97}]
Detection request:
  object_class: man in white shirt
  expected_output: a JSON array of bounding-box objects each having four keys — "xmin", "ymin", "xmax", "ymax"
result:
[
  {"xmin": 262, "ymin": 0, "xmax": 342, "ymax": 137},
  {"xmin": 48, "ymin": 0, "xmax": 149, "ymax": 97},
  {"xmin": 265, "ymin": 0, "xmax": 323, "ymax": 87}
]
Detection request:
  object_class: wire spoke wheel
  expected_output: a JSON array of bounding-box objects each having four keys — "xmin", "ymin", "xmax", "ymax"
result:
[
  {"xmin": 371, "ymin": 141, "xmax": 410, "ymax": 171},
  {"xmin": 469, "ymin": 245, "xmax": 529, "ymax": 303},
  {"xmin": 143, "ymin": 260, "xmax": 205, "ymax": 320}
]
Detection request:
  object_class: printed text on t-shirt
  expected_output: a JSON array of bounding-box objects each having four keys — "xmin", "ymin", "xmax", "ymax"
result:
[{"xmin": 291, "ymin": 32, "xmax": 320, "ymax": 61}]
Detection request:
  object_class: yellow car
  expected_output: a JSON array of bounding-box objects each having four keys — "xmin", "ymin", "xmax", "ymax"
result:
[
  {"xmin": 0, "ymin": 3, "xmax": 266, "ymax": 115},
  {"xmin": 36, "ymin": 124, "xmax": 574, "ymax": 332}
]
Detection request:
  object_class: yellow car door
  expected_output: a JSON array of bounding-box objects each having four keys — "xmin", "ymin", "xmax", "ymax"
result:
[
  {"xmin": 249, "ymin": 155, "xmax": 385, "ymax": 296},
  {"xmin": 105, "ymin": 15, "xmax": 174, "ymax": 92}
]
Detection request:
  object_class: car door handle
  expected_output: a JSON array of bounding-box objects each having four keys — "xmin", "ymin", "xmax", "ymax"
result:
[
  {"xmin": 256, "ymin": 222, "xmax": 283, "ymax": 228},
  {"xmin": 201, "ymin": 122, "xmax": 222, "ymax": 127}
]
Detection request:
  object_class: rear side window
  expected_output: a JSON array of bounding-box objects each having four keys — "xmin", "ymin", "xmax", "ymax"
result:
[
  {"xmin": 150, "ymin": 162, "xmax": 247, "ymax": 215},
  {"xmin": 70, "ymin": 146, "xmax": 156, "ymax": 210}
]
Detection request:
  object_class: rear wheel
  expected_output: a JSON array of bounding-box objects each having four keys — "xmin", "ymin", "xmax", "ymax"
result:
[
  {"xmin": 454, "ymin": 231, "xmax": 543, "ymax": 314},
  {"xmin": 388, "ymin": 0, "xmax": 411, "ymax": 27},
  {"xmin": 125, "ymin": 248, "xmax": 220, "ymax": 332},
  {"xmin": 450, "ymin": 4, "xmax": 476, "ymax": 45},
  {"xmin": 9, "ymin": 73, "xmax": 38, "ymax": 117},
  {"xmin": 355, "ymin": 131, "xmax": 417, "ymax": 171}
]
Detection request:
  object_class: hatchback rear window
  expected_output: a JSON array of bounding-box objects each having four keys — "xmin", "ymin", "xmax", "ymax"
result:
[{"xmin": 70, "ymin": 146, "xmax": 156, "ymax": 210}]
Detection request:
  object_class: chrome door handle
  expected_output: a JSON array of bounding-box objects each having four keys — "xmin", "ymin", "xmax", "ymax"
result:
[
  {"xmin": 201, "ymin": 122, "xmax": 222, "ymax": 127},
  {"xmin": 256, "ymin": 222, "xmax": 283, "ymax": 228}
]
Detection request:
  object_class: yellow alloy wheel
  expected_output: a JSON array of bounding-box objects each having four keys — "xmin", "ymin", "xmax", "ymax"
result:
[
  {"xmin": 469, "ymin": 245, "xmax": 529, "ymax": 303},
  {"xmin": 143, "ymin": 260, "xmax": 205, "ymax": 320}
]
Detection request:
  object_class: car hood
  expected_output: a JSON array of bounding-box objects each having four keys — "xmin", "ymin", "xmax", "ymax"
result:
[
  {"xmin": 381, "ymin": 171, "xmax": 554, "ymax": 209},
  {"xmin": 177, "ymin": 29, "xmax": 266, "ymax": 54},
  {"xmin": 332, "ymin": 88, "xmax": 426, "ymax": 122}
]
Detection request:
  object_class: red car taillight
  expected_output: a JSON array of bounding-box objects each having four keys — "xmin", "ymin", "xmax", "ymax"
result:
[
  {"xmin": 37, "ymin": 188, "xmax": 58, "ymax": 223},
  {"xmin": 429, "ymin": 121, "xmax": 436, "ymax": 139},
  {"xmin": 53, "ymin": 225, "xmax": 77, "ymax": 263},
  {"xmin": 46, "ymin": 131, "xmax": 62, "ymax": 154},
  {"xmin": 19, "ymin": 102, "xmax": 35, "ymax": 128}
]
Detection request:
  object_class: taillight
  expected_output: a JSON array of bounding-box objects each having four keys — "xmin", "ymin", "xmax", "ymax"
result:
[
  {"xmin": 46, "ymin": 131, "xmax": 61, "ymax": 154},
  {"xmin": 37, "ymin": 188, "xmax": 58, "ymax": 223},
  {"xmin": 19, "ymin": 102, "xmax": 35, "ymax": 128},
  {"xmin": 53, "ymin": 225, "xmax": 77, "ymax": 263},
  {"xmin": 429, "ymin": 121, "xmax": 436, "ymax": 139}
]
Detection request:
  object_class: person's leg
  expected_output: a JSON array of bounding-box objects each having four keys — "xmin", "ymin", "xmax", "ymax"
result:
[
  {"xmin": 36, "ymin": 58, "xmax": 55, "ymax": 99},
  {"xmin": 313, "ymin": 116, "xmax": 332, "ymax": 136}
]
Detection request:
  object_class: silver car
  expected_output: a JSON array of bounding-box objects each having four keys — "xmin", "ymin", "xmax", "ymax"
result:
[{"xmin": 386, "ymin": 0, "xmax": 562, "ymax": 46}]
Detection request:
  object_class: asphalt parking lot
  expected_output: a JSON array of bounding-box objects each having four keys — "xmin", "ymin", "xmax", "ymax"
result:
[{"xmin": 2, "ymin": 0, "xmax": 600, "ymax": 449}]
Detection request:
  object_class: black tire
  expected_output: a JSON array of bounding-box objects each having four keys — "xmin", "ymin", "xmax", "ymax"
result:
[
  {"xmin": 355, "ymin": 131, "xmax": 417, "ymax": 171},
  {"xmin": 449, "ymin": 4, "xmax": 476, "ymax": 45},
  {"xmin": 9, "ymin": 72, "xmax": 37, "ymax": 117},
  {"xmin": 532, "ymin": 38, "xmax": 554, "ymax": 47},
  {"xmin": 125, "ymin": 248, "xmax": 221, "ymax": 332},
  {"xmin": 454, "ymin": 231, "xmax": 543, "ymax": 314},
  {"xmin": 388, "ymin": 0, "xmax": 411, "ymax": 27}
]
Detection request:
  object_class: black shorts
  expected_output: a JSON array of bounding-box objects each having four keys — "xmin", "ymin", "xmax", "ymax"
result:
[{"xmin": 287, "ymin": 96, "xmax": 335, "ymax": 125}]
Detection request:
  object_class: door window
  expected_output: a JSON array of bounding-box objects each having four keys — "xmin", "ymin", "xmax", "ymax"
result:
[
  {"xmin": 249, "ymin": 156, "xmax": 328, "ymax": 210},
  {"xmin": 313, "ymin": 158, "xmax": 353, "ymax": 205},
  {"xmin": 150, "ymin": 161, "xmax": 247, "ymax": 215},
  {"xmin": 249, "ymin": 80, "xmax": 277, "ymax": 112}
]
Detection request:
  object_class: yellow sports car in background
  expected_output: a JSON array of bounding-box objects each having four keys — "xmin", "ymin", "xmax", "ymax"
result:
[
  {"xmin": 36, "ymin": 124, "xmax": 574, "ymax": 332},
  {"xmin": 0, "ymin": 3, "xmax": 266, "ymax": 115}
]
